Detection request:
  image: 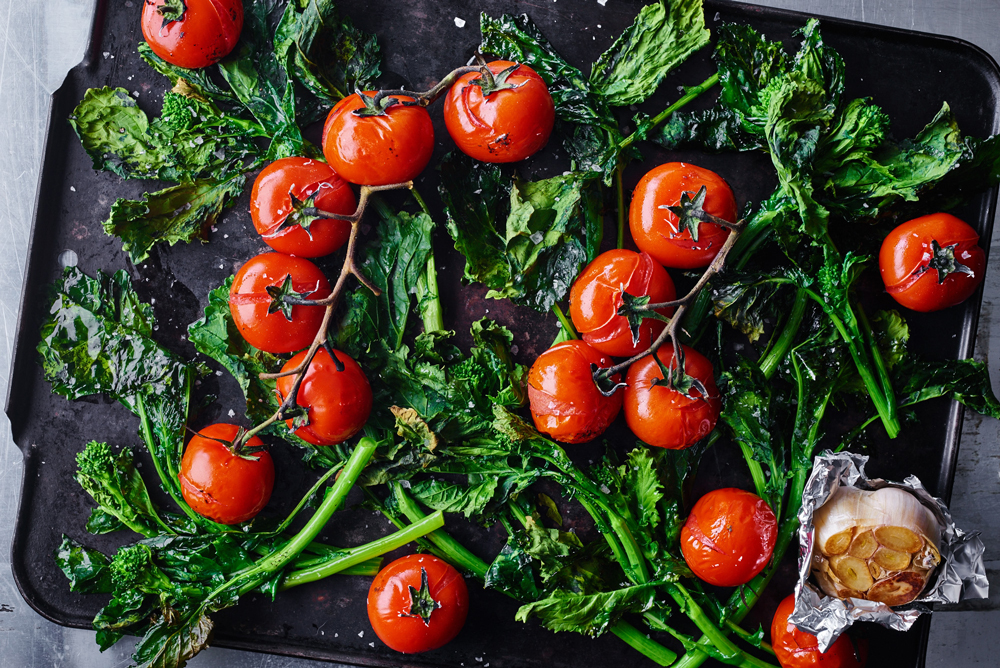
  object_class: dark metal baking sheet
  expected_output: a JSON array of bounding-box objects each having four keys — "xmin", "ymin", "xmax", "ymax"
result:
[{"xmin": 7, "ymin": 0, "xmax": 999, "ymax": 666}]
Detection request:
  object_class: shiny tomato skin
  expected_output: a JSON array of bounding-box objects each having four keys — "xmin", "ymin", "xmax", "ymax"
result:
[
  {"xmin": 322, "ymin": 92, "xmax": 434, "ymax": 185},
  {"xmin": 879, "ymin": 212, "xmax": 985, "ymax": 312},
  {"xmin": 179, "ymin": 423, "xmax": 274, "ymax": 525},
  {"xmin": 250, "ymin": 157, "xmax": 356, "ymax": 257},
  {"xmin": 228, "ymin": 253, "xmax": 331, "ymax": 354},
  {"xmin": 629, "ymin": 162, "xmax": 737, "ymax": 269},
  {"xmin": 528, "ymin": 340, "xmax": 622, "ymax": 444},
  {"xmin": 443, "ymin": 61, "xmax": 555, "ymax": 163},
  {"xmin": 569, "ymin": 249, "xmax": 676, "ymax": 357},
  {"xmin": 681, "ymin": 488, "xmax": 777, "ymax": 587},
  {"xmin": 141, "ymin": 0, "xmax": 243, "ymax": 69},
  {"xmin": 771, "ymin": 595, "xmax": 867, "ymax": 668},
  {"xmin": 623, "ymin": 344, "xmax": 721, "ymax": 449},
  {"xmin": 275, "ymin": 348, "xmax": 372, "ymax": 446},
  {"xmin": 368, "ymin": 554, "xmax": 469, "ymax": 654}
]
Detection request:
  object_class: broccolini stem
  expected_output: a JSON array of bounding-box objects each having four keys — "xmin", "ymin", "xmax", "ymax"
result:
[
  {"xmin": 618, "ymin": 72, "xmax": 720, "ymax": 152},
  {"xmin": 280, "ymin": 511, "xmax": 444, "ymax": 589},
  {"xmin": 757, "ymin": 288, "xmax": 808, "ymax": 380},
  {"xmin": 616, "ymin": 165, "xmax": 627, "ymax": 249}
]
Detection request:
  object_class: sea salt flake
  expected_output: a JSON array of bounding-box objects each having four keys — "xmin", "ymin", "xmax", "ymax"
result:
[{"xmin": 454, "ymin": 17, "xmax": 466, "ymax": 28}]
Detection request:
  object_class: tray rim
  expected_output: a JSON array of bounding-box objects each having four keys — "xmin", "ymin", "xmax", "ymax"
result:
[{"xmin": 6, "ymin": 0, "xmax": 1000, "ymax": 666}]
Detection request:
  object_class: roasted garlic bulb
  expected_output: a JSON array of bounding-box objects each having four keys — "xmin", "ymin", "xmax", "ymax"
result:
[{"xmin": 811, "ymin": 485, "xmax": 941, "ymax": 606}]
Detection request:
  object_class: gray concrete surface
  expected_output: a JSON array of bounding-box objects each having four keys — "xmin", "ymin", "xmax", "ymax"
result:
[{"xmin": 0, "ymin": 0, "xmax": 998, "ymax": 666}]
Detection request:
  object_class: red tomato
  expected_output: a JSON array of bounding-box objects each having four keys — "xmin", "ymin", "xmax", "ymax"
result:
[
  {"xmin": 178, "ymin": 423, "xmax": 274, "ymax": 525},
  {"xmin": 141, "ymin": 0, "xmax": 243, "ymax": 69},
  {"xmin": 322, "ymin": 92, "xmax": 434, "ymax": 186},
  {"xmin": 228, "ymin": 253, "xmax": 331, "ymax": 354},
  {"xmin": 527, "ymin": 340, "xmax": 622, "ymax": 444},
  {"xmin": 629, "ymin": 163, "xmax": 737, "ymax": 269},
  {"xmin": 681, "ymin": 488, "xmax": 777, "ymax": 587},
  {"xmin": 443, "ymin": 60, "xmax": 555, "ymax": 163},
  {"xmin": 250, "ymin": 157, "xmax": 356, "ymax": 258},
  {"xmin": 623, "ymin": 344, "xmax": 721, "ymax": 449},
  {"xmin": 771, "ymin": 594, "xmax": 867, "ymax": 668},
  {"xmin": 568, "ymin": 249, "xmax": 676, "ymax": 357},
  {"xmin": 879, "ymin": 212, "xmax": 985, "ymax": 312},
  {"xmin": 368, "ymin": 554, "xmax": 469, "ymax": 654},
  {"xmin": 275, "ymin": 348, "xmax": 372, "ymax": 446}
]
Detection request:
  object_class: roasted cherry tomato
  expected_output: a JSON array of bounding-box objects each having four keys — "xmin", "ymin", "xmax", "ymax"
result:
[
  {"xmin": 569, "ymin": 249, "xmax": 676, "ymax": 357},
  {"xmin": 179, "ymin": 423, "xmax": 274, "ymax": 525},
  {"xmin": 878, "ymin": 212, "xmax": 985, "ymax": 312},
  {"xmin": 629, "ymin": 162, "xmax": 738, "ymax": 269},
  {"xmin": 368, "ymin": 554, "xmax": 469, "ymax": 654},
  {"xmin": 275, "ymin": 348, "xmax": 372, "ymax": 446},
  {"xmin": 250, "ymin": 157, "xmax": 356, "ymax": 257},
  {"xmin": 681, "ymin": 487, "xmax": 777, "ymax": 587},
  {"xmin": 141, "ymin": 0, "xmax": 243, "ymax": 69},
  {"xmin": 623, "ymin": 344, "xmax": 721, "ymax": 449},
  {"xmin": 771, "ymin": 594, "xmax": 867, "ymax": 668},
  {"xmin": 528, "ymin": 340, "xmax": 622, "ymax": 444},
  {"xmin": 443, "ymin": 60, "xmax": 555, "ymax": 163},
  {"xmin": 322, "ymin": 92, "xmax": 434, "ymax": 186},
  {"xmin": 228, "ymin": 252, "xmax": 331, "ymax": 354}
]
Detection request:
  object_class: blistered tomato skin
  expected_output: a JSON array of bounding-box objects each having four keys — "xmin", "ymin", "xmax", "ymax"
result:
[
  {"xmin": 322, "ymin": 92, "xmax": 434, "ymax": 186},
  {"xmin": 368, "ymin": 554, "xmax": 469, "ymax": 654},
  {"xmin": 623, "ymin": 344, "xmax": 720, "ymax": 449},
  {"xmin": 276, "ymin": 348, "xmax": 372, "ymax": 446},
  {"xmin": 681, "ymin": 488, "xmax": 777, "ymax": 587},
  {"xmin": 771, "ymin": 594, "xmax": 867, "ymax": 668},
  {"xmin": 629, "ymin": 162, "xmax": 737, "ymax": 269},
  {"xmin": 228, "ymin": 253, "xmax": 331, "ymax": 354},
  {"xmin": 141, "ymin": 0, "xmax": 243, "ymax": 69},
  {"xmin": 179, "ymin": 423, "xmax": 274, "ymax": 525},
  {"xmin": 250, "ymin": 158, "xmax": 356, "ymax": 257},
  {"xmin": 528, "ymin": 340, "xmax": 622, "ymax": 444},
  {"xmin": 569, "ymin": 249, "xmax": 677, "ymax": 357},
  {"xmin": 443, "ymin": 61, "xmax": 555, "ymax": 163},
  {"xmin": 878, "ymin": 212, "xmax": 985, "ymax": 312}
]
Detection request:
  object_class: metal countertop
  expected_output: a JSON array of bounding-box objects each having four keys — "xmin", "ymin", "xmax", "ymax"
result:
[{"xmin": 1, "ymin": 1, "xmax": 998, "ymax": 666}]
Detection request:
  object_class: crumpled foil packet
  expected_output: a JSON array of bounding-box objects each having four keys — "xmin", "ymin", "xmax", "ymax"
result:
[{"xmin": 789, "ymin": 451, "xmax": 988, "ymax": 652}]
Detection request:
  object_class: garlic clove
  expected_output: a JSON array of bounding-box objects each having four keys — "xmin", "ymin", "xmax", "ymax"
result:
[
  {"xmin": 849, "ymin": 529, "xmax": 878, "ymax": 560},
  {"xmin": 830, "ymin": 554, "xmax": 874, "ymax": 592},
  {"xmin": 868, "ymin": 572, "xmax": 925, "ymax": 606}
]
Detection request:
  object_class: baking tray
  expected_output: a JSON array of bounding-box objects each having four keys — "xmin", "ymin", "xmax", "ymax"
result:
[{"xmin": 7, "ymin": 0, "xmax": 1000, "ymax": 666}]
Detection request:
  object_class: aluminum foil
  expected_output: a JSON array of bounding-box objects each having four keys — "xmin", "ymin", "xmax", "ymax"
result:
[{"xmin": 788, "ymin": 451, "xmax": 988, "ymax": 652}]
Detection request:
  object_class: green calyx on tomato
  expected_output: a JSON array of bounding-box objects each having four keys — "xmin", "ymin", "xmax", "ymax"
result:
[
  {"xmin": 265, "ymin": 274, "xmax": 320, "ymax": 321},
  {"xmin": 157, "ymin": 0, "xmax": 187, "ymax": 25},
  {"xmin": 469, "ymin": 63, "xmax": 523, "ymax": 96},
  {"xmin": 617, "ymin": 291, "xmax": 670, "ymax": 347},
  {"xmin": 405, "ymin": 567, "xmax": 442, "ymax": 625},
  {"xmin": 927, "ymin": 239, "xmax": 975, "ymax": 283},
  {"xmin": 649, "ymin": 347, "xmax": 709, "ymax": 400},
  {"xmin": 352, "ymin": 90, "xmax": 418, "ymax": 118},
  {"xmin": 659, "ymin": 185, "xmax": 715, "ymax": 242},
  {"xmin": 272, "ymin": 190, "xmax": 321, "ymax": 239},
  {"xmin": 187, "ymin": 425, "xmax": 269, "ymax": 459},
  {"xmin": 590, "ymin": 363, "xmax": 628, "ymax": 397}
]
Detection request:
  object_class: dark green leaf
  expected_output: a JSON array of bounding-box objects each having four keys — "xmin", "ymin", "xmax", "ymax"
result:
[
  {"xmin": 897, "ymin": 357, "xmax": 1000, "ymax": 419},
  {"xmin": 590, "ymin": 0, "xmax": 710, "ymax": 107},
  {"xmin": 104, "ymin": 173, "xmax": 246, "ymax": 264},
  {"xmin": 130, "ymin": 610, "xmax": 214, "ymax": 668},
  {"xmin": 485, "ymin": 537, "xmax": 541, "ymax": 600},
  {"xmin": 515, "ymin": 580, "xmax": 665, "ymax": 636},
  {"xmin": 55, "ymin": 535, "xmax": 114, "ymax": 594}
]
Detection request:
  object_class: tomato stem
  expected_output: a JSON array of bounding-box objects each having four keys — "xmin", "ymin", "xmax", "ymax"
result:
[{"xmin": 363, "ymin": 65, "xmax": 484, "ymax": 110}]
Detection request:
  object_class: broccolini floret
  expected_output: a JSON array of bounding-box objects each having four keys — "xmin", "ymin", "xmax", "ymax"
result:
[{"xmin": 109, "ymin": 544, "xmax": 173, "ymax": 595}]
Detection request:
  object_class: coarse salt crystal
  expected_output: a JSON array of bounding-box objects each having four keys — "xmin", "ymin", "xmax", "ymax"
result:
[{"xmin": 454, "ymin": 17, "xmax": 466, "ymax": 28}]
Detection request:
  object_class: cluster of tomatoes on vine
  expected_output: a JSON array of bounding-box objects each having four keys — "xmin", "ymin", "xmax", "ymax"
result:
[{"xmin": 143, "ymin": 1, "xmax": 985, "ymax": 662}]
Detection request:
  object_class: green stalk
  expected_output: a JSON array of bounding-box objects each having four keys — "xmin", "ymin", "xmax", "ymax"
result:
[
  {"xmin": 411, "ymin": 186, "xmax": 433, "ymax": 217},
  {"xmin": 552, "ymin": 303, "xmax": 578, "ymax": 340},
  {"xmin": 618, "ymin": 72, "xmax": 720, "ymax": 153},
  {"xmin": 611, "ymin": 621, "xmax": 679, "ymax": 667},
  {"xmin": 230, "ymin": 437, "xmax": 377, "ymax": 596},
  {"xmin": 725, "ymin": 621, "xmax": 774, "ymax": 656},
  {"xmin": 417, "ymin": 255, "xmax": 445, "ymax": 333},
  {"xmin": 391, "ymin": 483, "xmax": 489, "ymax": 578},
  {"xmin": 135, "ymin": 391, "xmax": 205, "ymax": 528},
  {"xmin": 739, "ymin": 442, "xmax": 769, "ymax": 505},
  {"xmin": 800, "ymin": 288, "xmax": 900, "ymax": 438},
  {"xmin": 665, "ymin": 583, "xmax": 777, "ymax": 668},
  {"xmin": 855, "ymin": 302, "xmax": 897, "ymax": 428},
  {"xmin": 391, "ymin": 485, "xmax": 678, "ymax": 666},
  {"xmin": 616, "ymin": 165, "xmax": 627, "ymax": 249},
  {"xmin": 280, "ymin": 511, "xmax": 445, "ymax": 589},
  {"xmin": 757, "ymin": 288, "xmax": 808, "ymax": 380}
]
